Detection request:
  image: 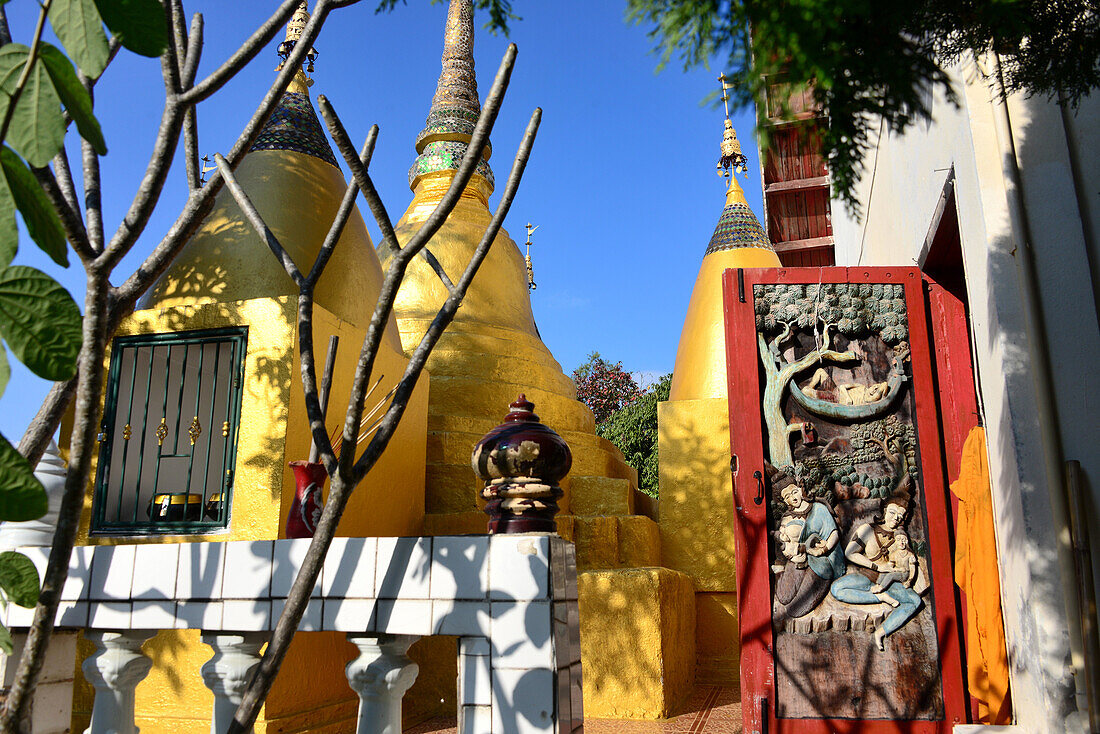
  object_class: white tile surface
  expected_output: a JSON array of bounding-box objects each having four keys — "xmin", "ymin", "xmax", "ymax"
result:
[
  {"xmin": 176, "ymin": 542, "xmax": 225, "ymax": 599},
  {"xmin": 376, "ymin": 537, "xmax": 432, "ymax": 599},
  {"xmin": 55, "ymin": 600, "xmax": 88, "ymax": 628},
  {"xmin": 222, "ymin": 599, "xmax": 272, "ymax": 631},
  {"xmin": 176, "ymin": 600, "xmax": 223, "ymax": 630},
  {"xmin": 459, "ymin": 646, "xmax": 491, "ymax": 705},
  {"xmin": 433, "ymin": 600, "xmax": 490, "ymax": 636},
  {"xmin": 490, "ymin": 601, "xmax": 553, "ymax": 670},
  {"xmin": 489, "ymin": 536, "xmax": 549, "ymax": 601},
  {"xmin": 5, "ymin": 600, "xmax": 34, "ymax": 628},
  {"xmin": 221, "ymin": 541, "xmax": 274, "ymax": 600},
  {"xmin": 88, "ymin": 545, "xmax": 136, "ymax": 600},
  {"xmin": 130, "ymin": 600, "xmax": 177, "ymax": 629},
  {"xmin": 462, "ymin": 705, "xmax": 492, "ymax": 734},
  {"xmin": 272, "ymin": 597, "xmax": 323, "ymax": 632},
  {"xmin": 491, "ymin": 667, "xmax": 555, "ymax": 734},
  {"xmin": 130, "ymin": 544, "xmax": 179, "ymax": 600},
  {"xmin": 460, "ymin": 636, "xmax": 490, "ymax": 657},
  {"xmin": 87, "ymin": 601, "xmax": 131, "ymax": 628},
  {"xmin": 272, "ymin": 538, "xmax": 322, "ymax": 597},
  {"xmin": 322, "ymin": 537, "xmax": 375, "ymax": 599},
  {"xmin": 375, "ymin": 599, "xmax": 432, "ymax": 635},
  {"xmin": 430, "ymin": 536, "xmax": 489, "ymax": 600},
  {"xmin": 62, "ymin": 546, "xmax": 94, "ymax": 601},
  {"xmin": 322, "ymin": 598, "xmax": 377, "ymax": 633}
]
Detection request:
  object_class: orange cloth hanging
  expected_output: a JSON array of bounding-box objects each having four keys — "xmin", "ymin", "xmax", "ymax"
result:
[{"xmin": 950, "ymin": 426, "xmax": 1012, "ymax": 723}]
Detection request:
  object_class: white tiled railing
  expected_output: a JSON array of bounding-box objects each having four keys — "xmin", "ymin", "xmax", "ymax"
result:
[{"xmin": 4, "ymin": 534, "xmax": 584, "ymax": 734}]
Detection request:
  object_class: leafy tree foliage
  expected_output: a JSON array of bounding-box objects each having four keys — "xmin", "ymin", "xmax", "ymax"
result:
[
  {"xmin": 572, "ymin": 351, "xmax": 643, "ymax": 424},
  {"xmin": 625, "ymin": 0, "xmax": 1100, "ymax": 211},
  {"xmin": 597, "ymin": 373, "xmax": 670, "ymax": 497}
]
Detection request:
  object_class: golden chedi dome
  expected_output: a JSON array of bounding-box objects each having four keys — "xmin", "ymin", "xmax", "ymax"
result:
[
  {"xmin": 382, "ymin": 0, "xmax": 634, "ymax": 519},
  {"xmin": 142, "ymin": 15, "xmax": 395, "ymax": 349},
  {"xmin": 668, "ymin": 117, "xmax": 781, "ymax": 401}
]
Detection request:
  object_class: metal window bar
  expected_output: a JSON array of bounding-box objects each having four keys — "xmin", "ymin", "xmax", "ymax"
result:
[{"xmin": 92, "ymin": 327, "xmax": 248, "ymax": 534}]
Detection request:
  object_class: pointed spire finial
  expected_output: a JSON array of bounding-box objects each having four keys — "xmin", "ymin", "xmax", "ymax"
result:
[
  {"xmin": 276, "ymin": 1, "xmax": 318, "ymax": 81},
  {"xmin": 717, "ymin": 73, "xmax": 748, "ymax": 179},
  {"xmin": 409, "ymin": 0, "xmax": 494, "ymax": 193}
]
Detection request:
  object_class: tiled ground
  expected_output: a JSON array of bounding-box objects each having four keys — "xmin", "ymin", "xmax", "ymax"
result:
[{"xmin": 406, "ymin": 686, "xmax": 742, "ymax": 733}]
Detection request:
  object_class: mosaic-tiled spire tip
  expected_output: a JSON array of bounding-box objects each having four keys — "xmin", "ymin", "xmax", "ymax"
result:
[
  {"xmin": 409, "ymin": 0, "xmax": 494, "ymax": 191},
  {"xmin": 250, "ymin": 1, "xmax": 337, "ymax": 166}
]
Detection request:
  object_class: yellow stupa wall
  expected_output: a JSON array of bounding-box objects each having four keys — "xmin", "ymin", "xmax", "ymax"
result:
[
  {"xmin": 64, "ymin": 294, "xmax": 428, "ymax": 732},
  {"xmin": 659, "ymin": 176, "xmax": 781, "ymax": 684}
]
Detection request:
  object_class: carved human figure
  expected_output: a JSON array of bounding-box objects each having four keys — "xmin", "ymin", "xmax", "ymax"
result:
[
  {"xmin": 772, "ymin": 477, "xmax": 846, "ymax": 618},
  {"xmin": 830, "ymin": 499, "xmax": 922, "ymax": 650},
  {"xmin": 871, "ymin": 532, "xmax": 918, "ymax": 593}
]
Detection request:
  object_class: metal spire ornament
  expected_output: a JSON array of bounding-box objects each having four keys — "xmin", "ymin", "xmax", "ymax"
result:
[
  {"xmin": 525, "ymin": 223, "xmax": 538, "ymax": 291},
  {"xmin": 717, "ymin": 73, "xmax": 748, "ymax": 179},
  {"xmin": 276, "ymin": 1, "xmax": 318, "ymax": 78}
]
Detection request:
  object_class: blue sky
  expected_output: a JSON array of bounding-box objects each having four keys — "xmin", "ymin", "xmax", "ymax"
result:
[{"xmin": 0, "ymin": 1, "xmax": 764, "ymax": 440}]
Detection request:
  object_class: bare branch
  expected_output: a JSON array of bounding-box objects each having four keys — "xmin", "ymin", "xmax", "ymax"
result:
[
  {"xmin": 336, "ymin": 43, "xmax": 517, "ymax": 476},
  {"xmin": 49, "ymin": 147, "xmax": 80, "ymax": 216},
  {"xmin": 213, "ymin": 154, "xmax": 303, "ymax": 288},
  {"xmin": 229, "ymin": 41, "xmax": 524, "ymax": 734},
  {"xmin": 1, "ymin": 272, "xmax": 113, "ymax": 730},
  {"xmin": 81, "ymin": 137, "xmax": 104, "ymax": 253},
  {"xmin": 181, "ymin": 13, "xmax": 203, "ymax": 88},
  {"xmin": 354, "ymin": 104, "xmax": 541, "ymax": 479},
  {"xmin": 97, "ymin": 26, "xmax": 187, "ymax": 266},
  {"xmin": 16, "ymin": 377, "xmax": 77, "ymax": 466},
  {"xmin": 114, "ymin": 0, "xmax": 353, "ymax": 306},
  {"xmin": 305, "ymin": 127, "xmax": 375, "ymax": 287},
  {"xmin": 30, "ymin": 164, "xmax": 93, "ymax": 261},
  {"xmin": 179, "ymin": 0, "xmax": 300, "ymax": 105},
  {"xmin": 168, "ymin": 0, "xmax": 188, "ymax": 83}
]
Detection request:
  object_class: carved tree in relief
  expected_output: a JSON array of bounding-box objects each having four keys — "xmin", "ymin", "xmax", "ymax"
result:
[{"xmin": 754, "ymin": 283, "xmax": 910, "ymax": 468}]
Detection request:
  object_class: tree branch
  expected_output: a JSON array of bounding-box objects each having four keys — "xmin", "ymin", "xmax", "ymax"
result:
[
  {"xmin": 16, "ymin": 377, "xmax": 77, "ymax": 466},
  {"xmin": 227, "ymin": 43, "xmax": 524, "ymax": 734},
  {"xmin": 212, "ymin": 154, "xmax": 303, "ymax": 288},
  {"xmin": 48, "ymin": 147, "xmax": 80, "ymax": 217},
  {"xmin": 1, "ymin": 271, "xmax": 112, "ymax": 730},
  {"xmin": 30, "ymin": 164, "xmax": 93, "ymax": 261},
  {"xmin": 179, "ymin": 0, "xmax": 302, "ymax": 105}
]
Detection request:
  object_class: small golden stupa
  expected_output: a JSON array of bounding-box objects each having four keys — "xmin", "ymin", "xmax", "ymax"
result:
[
  {"xmin": 657, "ymin": 92, "xmax": 780, "ymax": 685},
  {"xmin": 669, "ymin": 81, "xmax": 781, "ymax": 401}
]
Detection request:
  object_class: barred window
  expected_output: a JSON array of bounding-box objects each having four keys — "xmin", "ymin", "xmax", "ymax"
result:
[{"xmin": 92, "ymin": 327, "xmax": 247, "ymax": 534}]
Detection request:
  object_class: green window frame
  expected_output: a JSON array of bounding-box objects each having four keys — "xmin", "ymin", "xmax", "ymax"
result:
[{"xmin": 91, "ymin": 327, "xmax": 247, "ymax": 535}]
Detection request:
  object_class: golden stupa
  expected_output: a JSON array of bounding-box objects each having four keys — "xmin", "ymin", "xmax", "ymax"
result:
[
  {"xmin": 74, "ymin": 5, "xmax": 429, "ymax": 730},
  {"xmin": 381, "ymin": 0, "xmax": 696, "ymax": 718},
  {"xmin": 657, "ymin": 105, "xmax": 780, "ymax": 686}
]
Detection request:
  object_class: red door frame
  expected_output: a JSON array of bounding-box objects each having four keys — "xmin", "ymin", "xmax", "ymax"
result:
[{"xmin": 722, "ymin": 266, "xmax": 968, "ymax": 734}]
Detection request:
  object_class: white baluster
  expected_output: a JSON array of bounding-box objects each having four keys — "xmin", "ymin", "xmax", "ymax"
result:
[
  {"xmin": 345, "ymin": 634, "xmax": 419, "ymax": 734},
  {"xmin": 200, "ymin": 633, "xmax": 265, "ymax": 734},
  {"xmin": 81, "ymin": 631, "xmax": 155, "ymax": 734}
]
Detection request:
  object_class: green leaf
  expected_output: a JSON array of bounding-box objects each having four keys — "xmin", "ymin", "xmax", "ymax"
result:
[
  {"xmin": 93, "ymin": 0, "xmax": 168, "ymax": 58},
  {"xmin": 0, "ymin": 168, "xmax": 15, "ymax": 267},
  {"xmin": 48, "ymin": 0, "xmax": 110, "ymax": 79},
  {"xmin": 0, "ymin": 623, "xmax": 11, "ymax": 655},
  {"xmin": 0, "ymin": 45, "xmax": 66, "ymax": 167},
  {"xmin": 0, "ymin": 265, "xmax": 81, "ymax": 380},
  {"xmin": 0, "ymin": 147, "xmax": 68, "ymax": 267},
  {"xmin": 0, "ymin": 344, "xmax": 8, "ymax": 400},
  {"xmin": 38, "ymin": 44, "xmax": 106, "ymax": 155},
  {"xmin": 0, "ymin": 552, "xmax": 40, "ymax": 608},
  {"xmin": 0, "ymin": 434, "xmax": 48, "ymax": 522}
]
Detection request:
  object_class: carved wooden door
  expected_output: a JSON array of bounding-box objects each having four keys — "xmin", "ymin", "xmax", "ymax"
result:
[{"xmin": 722, "ymin": 267, "xmax": 966, "ymax": 733}]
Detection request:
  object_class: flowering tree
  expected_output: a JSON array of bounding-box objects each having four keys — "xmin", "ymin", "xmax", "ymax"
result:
[{"xmin": 572, "ymin": 351, "xmax": 642, "ymax": 425}]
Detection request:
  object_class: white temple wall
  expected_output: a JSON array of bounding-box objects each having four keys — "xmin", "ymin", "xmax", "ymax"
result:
[{"xmin": 829, "ymin": 57, "xmax": 1100, "ymax": 732}]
